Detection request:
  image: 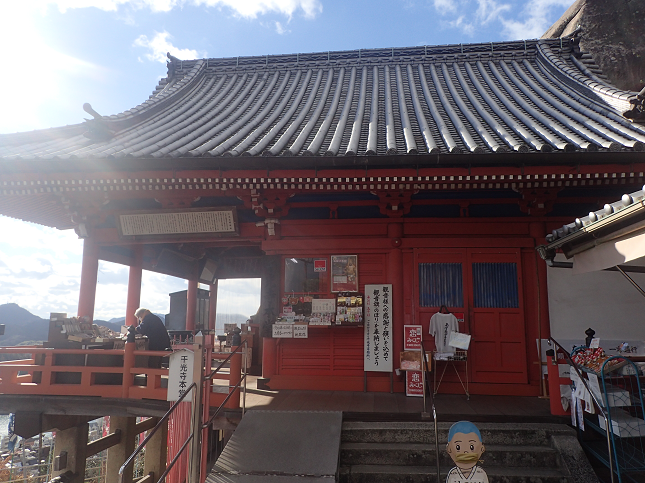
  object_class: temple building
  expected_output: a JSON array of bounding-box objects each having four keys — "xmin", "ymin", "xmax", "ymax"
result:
[{"xmin": 1, "ymin": 34, "xmax": 644, "ymax": 401}]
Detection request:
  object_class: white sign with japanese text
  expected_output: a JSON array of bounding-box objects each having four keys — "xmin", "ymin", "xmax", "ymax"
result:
[
  {"xmin": 167, "ymin": 349, "xmax": 194, "ymax": 401},
  {"xmin": 312, "ymin": 299, "xmax": 336, "ymax": 314},
  {"xmin": 364, "ymin": 284, "xmax": 393, "ymax": 372},
  {"xmin": 273, "ymin": 324, "xmax": 294, "ymax": 338},
  {"xmin": 293, "ymin": 325, "xmax": 309, "ymax": 338}
]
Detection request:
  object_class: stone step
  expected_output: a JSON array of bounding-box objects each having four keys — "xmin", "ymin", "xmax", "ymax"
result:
[
  {"xmin": 340, "ymin": 442, "xmax": 560, "ymax": 467},
  {"xmin": 339, "ymin": 464, "xmax": 572, "ymax": 483},
  {"xmin": 341, "ymin": 421, "xmax": 575, "ymax": 446}
]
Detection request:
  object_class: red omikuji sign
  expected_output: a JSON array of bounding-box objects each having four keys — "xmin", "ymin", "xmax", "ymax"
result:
[
  {"xmin": 403, "ymin": 325, "xmax": 423, "ymax": 351},
  {"xmin": 314, "ymin": 259, "xmax": 327, "ymax": 272},
  {"xmin": 406, "ymin": 371, "xmax": 424, "ymax": 397}
]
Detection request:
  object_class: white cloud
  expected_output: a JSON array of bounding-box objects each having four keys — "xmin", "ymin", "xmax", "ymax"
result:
[
  {"xmin": 475, "ymin": 0, "xmax": 511, "ymax": 25},
  {"xmin": 193, "ymin": 0, "xmax": 322, "ymax": 19},
  {"xmin": 0, "ymin": 216, "xmax": 261, "ymax": 321},
  {"xmin": 433, "ymin": 0, "xmax": 457, "ymax": 14},
  {"xmin": 275, "ymin": 21, "xmax": 290, "ymax": 34},
  {"xmin": 430, "ymin": 0, "xmax": 569, "ymax": 39},
  {"xmin": 24, "ymin": 0, "xmax": 322, "ymax": 17},
  {"xmin": 0, "ymin": 2, "xmax": 111, "ymax": 133},
  {"xmin": 501, "ymin": 0, "xmax": 571, "ymax": 39},
  {"xmin": 134, "ymin": 31, "xmax": 202, "ymax": 62}
]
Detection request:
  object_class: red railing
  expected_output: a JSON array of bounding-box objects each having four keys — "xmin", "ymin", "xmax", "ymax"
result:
[{"xmin": 0, "ymin": 340, "xmax": 242, "ymax": 410}]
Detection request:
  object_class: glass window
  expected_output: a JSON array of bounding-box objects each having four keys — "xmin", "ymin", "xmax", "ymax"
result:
[
  {"xmin": 418, "ymin": 263, "xmax": 463, "ymax": 307},
  {"xmin": 472, "ymin": 262, "xmax": 519, "ymax": 308},
  {"xmin": 284, "ymin": 258, "xmax": 323, "ymax": 293}
]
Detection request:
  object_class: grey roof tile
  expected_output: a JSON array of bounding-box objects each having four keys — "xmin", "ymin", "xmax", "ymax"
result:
[{"xmin": 2, "ymin": 39, "xmax": 644, "ymax": 161}]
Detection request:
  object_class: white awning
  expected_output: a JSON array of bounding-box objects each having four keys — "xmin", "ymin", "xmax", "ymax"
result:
[{"xmin": 572, "ymin": 228, "xmax": 645, "ymax": 274}]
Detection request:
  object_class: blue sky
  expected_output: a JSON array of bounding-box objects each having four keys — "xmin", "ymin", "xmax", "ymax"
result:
[{"xmin": 0, "ymin": 0, "xmax": 572, "ymax": 319}]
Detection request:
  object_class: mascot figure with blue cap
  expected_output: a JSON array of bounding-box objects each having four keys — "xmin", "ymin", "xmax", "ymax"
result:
[{"xmin": 445, "ymin": 421, "xmax": 488, "ymax": 483}]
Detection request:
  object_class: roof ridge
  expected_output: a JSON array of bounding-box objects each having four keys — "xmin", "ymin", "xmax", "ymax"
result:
[{"xmin": 171, "ymin": 39, "xmax": 554, "ymax": 72}]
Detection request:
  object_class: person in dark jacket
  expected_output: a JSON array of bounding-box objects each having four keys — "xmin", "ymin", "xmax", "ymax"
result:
[{"xmin": 134, "ymin": 307, "xmax": 172, "ymax": 368}]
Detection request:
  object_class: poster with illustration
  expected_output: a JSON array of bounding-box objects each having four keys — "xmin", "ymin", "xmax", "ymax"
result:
[
  {"xmin": 331, "ymin": 255, "xmax": 359, "ymax": 292},
  {"xmin": 445, "ymin": 421, "xmax": 488, "ymax": 483}
]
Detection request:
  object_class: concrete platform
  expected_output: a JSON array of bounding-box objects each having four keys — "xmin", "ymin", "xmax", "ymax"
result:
[{"xmin": 207, "ymin": 410, "xmax": 343, "ymax": 482}]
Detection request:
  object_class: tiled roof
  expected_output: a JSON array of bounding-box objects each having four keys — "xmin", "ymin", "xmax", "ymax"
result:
[
  {"xmin": 545, "ymin": 183, "xmax": 645, "ymax": 245},
  {"xmin": 1, "ymin": 39, "xmax": 645, "ymax": 161}
]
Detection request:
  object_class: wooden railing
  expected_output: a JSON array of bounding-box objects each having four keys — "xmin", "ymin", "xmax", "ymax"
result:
[{"xmin": 0, "ymin": 340, "xmax": 242, "ymax": 410}]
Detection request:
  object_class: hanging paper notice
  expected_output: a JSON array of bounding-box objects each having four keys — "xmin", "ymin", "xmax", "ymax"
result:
[
  {"xmin": 331, "ymin": 255, "xmax": 359, "ymax": 292},
  {"xmin": 272, "ymin": 324, "xmax": 294, "ymax": 338},
  {"xmin": 293, "ymin": 325, "xmax": 309, "ymax": 338},
  {"xmin": 364, "ymin": 284, "xmax": 393, "ymax": 372},
  {"xmin": 312, "ymin": 299, "xmax": 336, "ymax": 314},
  {"xmin": 448, "ymin": 331, "xmax": 471, "ymax": 350}
]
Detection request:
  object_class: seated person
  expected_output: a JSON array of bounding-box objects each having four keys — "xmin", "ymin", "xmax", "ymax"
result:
[{"xmin": 134, "ymin": 307, "xmax": 172, "ymax": 368}]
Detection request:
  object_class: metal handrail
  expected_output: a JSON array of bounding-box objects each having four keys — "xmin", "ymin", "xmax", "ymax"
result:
[
  {"xmin": 203, "ymin": 340, "xmax": 248, "ymax": 429},
  {"xmin": 420, "ymin": 345, "xmax": 441, "ymax": 483},
  {"xmin": 205, "ymin": 340, "xmax": 248, "ymax": 380},
  {"xmin": 548, "ymin": 337, "xmax": 616, "ymax": 483},
  {"xmin": 118, "ymin": 381, "xmax": 197, "ymax": 483}
]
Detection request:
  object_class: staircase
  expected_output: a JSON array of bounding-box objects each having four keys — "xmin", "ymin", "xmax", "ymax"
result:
[{"xmin": 339, "ymin": 421, "xmax": 599, "ymax": 483}]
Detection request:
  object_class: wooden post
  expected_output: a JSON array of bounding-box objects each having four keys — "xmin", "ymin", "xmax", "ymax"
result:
[
  {"xmin": 126, "ymin": 245, "xmax": 143, "ymax": 327},
  {"xmin": 189, "ymin": 333, "xmax": 204, "ymax": 483},
  {"xmin": 122, "ymin": 341, "xmax": 135, "ymax": 398},
  {"xmin": 201, "ymin": 334, "xmax": 214, "ymax": 482},
  {"xmin": 51, "ymin": 421, "xmax": 89, "ymax": 483},
  {"xmin": 227, "ymin": 349, "xmax": 242, "ymax": 409},
  {"xmin": 187, "ymin": 280, "xmax": 198, "ymax": 331},
  {"xmin": 209, "ymin": 281, "xmax": 218, "ymax": 331},
  {"xmin": 389, "ymin": 223, "xmax": 404, "ymax": 393},
  {"xmin": 106, "ymin": 417, "xmax": 136, "ymax": 483},
  {"xmin": 78, "ymin": 238, "xmax": 99, "ymax": 319},
  {"xmin": 143, "ymin": 417, "xmax": 167, "ymax": 481}
]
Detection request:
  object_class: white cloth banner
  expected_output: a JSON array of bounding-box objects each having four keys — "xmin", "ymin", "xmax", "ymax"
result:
[{"xmin": 364, "ymin": 284, "xmax": 393, "ymax": 372}]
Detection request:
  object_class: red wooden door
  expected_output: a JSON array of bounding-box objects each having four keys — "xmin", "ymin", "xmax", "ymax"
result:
[
  {"xmin": 467, "ymin": 250, "xmax": 527, "ymax": 384},
  {"xmin": 414, "ymin": 248, "xmax": 527, "ymax": 386}
]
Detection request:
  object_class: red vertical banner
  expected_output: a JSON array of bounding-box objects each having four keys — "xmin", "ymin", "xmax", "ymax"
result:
[
  {"xmin": 403, "ymin": 325, "xmax": 423, "ymax": 351},
  {"xmin": 406, "ymin": 371, "xmax": 424, "ymax": 397}
]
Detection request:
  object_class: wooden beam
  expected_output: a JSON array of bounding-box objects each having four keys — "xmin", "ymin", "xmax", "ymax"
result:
[
  {"xmin": 135, "ymin": 474, "xmax": 154, "ymax": 483},
  {"xmin": 86, "ymin": 429, "xmax": 121, "ymax": 457},
  {"xmin": 135, "ymin": 417, "xmax": 159, "ymax": 434}
]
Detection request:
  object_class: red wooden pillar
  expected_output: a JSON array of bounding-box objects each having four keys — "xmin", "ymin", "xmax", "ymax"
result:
[
  {"xmin": 529, "ymin": 221, "xmax": 552, "ymax": 394},
  {"xmin": 186, "ymin": 280, "xmax": 198, "ymax": 331},
  {"xmin": 209, "ymin": 280, "xmax": 218, "ymax": 331},
  {"xmin": 529, "ymin": 222, "xmax": 551, "ymax": 340},
  {"xmin": 388, "ymin": 223, "xmax": 404, "ymax": 386},
  {"xmin": 78, "ymin": 238, "xmax": 99, "ymax": 319},
  {"xmin": 125, "ymin": 245, "xmax": 143, "ymax": 327}
]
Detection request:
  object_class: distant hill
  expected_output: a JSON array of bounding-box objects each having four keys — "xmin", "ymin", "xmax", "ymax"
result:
[
  {"xmin": 0, "ymin": 304, "xmax": 251, "ymax": 346},
  {"xmin": 0, "ymin": 304, "xmax": 48, "ymax": 346}
]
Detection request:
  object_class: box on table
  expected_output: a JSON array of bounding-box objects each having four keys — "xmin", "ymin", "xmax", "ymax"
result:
[
  {"xmin": 400, "ymin": 351, "xmax": 422, "ymax": 371},
  {"xmin": 603, "ymin": 385, "xmax": 632, "ymax": 408},
  {"xmin": 599, "ymin": 409, "xmax": 645, "ymax": 437}
]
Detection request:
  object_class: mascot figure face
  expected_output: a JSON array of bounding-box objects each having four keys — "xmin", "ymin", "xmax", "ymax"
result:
[{"xmin": 446, "ymin": 421, "xmax": 485, "ymax": 471}]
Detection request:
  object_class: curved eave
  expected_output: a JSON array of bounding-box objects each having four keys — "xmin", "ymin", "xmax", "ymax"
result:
[{"xmin": 1, "ymin": 151, "xmax": 644, "ymax": 176}]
